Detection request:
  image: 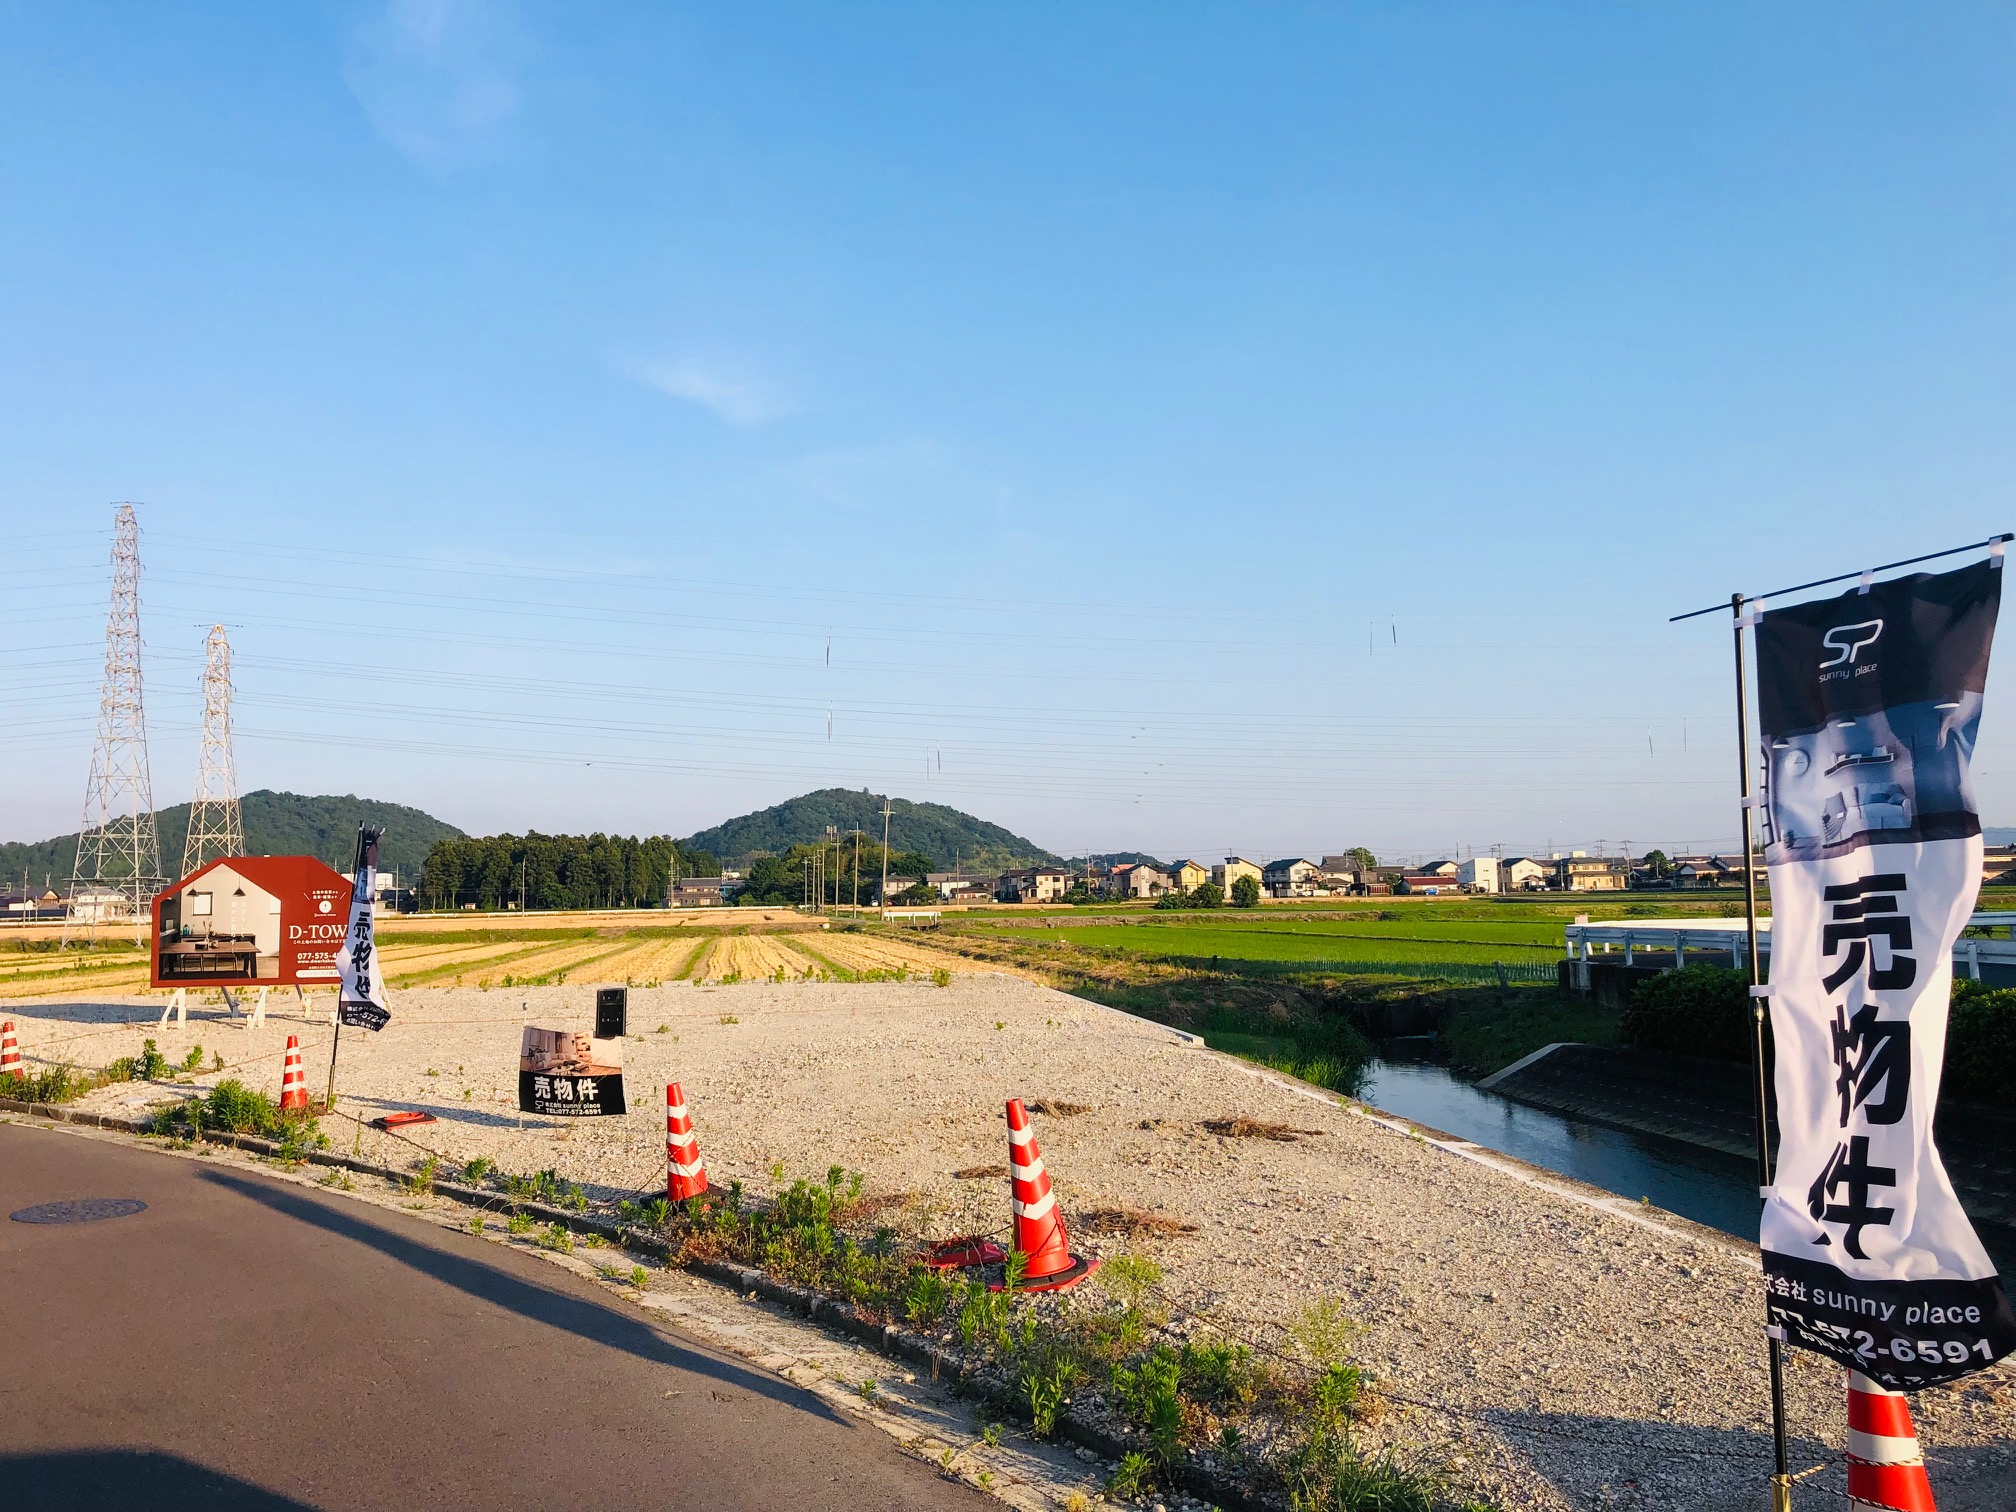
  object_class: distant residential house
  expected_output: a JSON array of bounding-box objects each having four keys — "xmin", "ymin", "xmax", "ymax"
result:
[
  {"xmin": 928, "ymin": 872, "xmax": 998, "ymax": 901},
  {"xmin": 1168, "ymin": 860, "xmax": 1211, "ymax": 892},
  {"xmin": 1667, "ymin": 855, "xmax": 1763, "ymax": 889},
  {"xmin": 1417, "ymin": 860, "xmax": 1460, "ymax": 878},
  {"xmin": 1396, "ymin": 874, "xmax": 1460, "ymax": 895},
  {"xmin": 1107, "ymin": 862, "xmax": 1172, "ymax": 899},
  {"xmin": 1456, "ymin": 857, "xmax": 1500, "ymax": 893},
  {"xmin": 998, "ymin": 866, "xmax": 1070, "ymax": 903},
  {"xmin": 63, "ymin": 884, "xmax": 137, "ymax": 922},
  {"xmin": 1556, "ymin": 855, "xmax": 1628, "ymax": 892},
  {"xmin": 670, "ymin": 877, "xmax": 727, "ymax": 908},
  {"xmin": 1262, "ymin": 858, "xmax": 1323, "ymax": 898},
  {"xmin": 1501, "ymin": 857, "xmax": 1551, "ymax": 892},
  {"xmin": 1212, "ymin": 857, "xmax": 1264, "ymax": 895},
  {"xmin": 2, "ymin": 883, "xmax": 64, "ymax": 916}
]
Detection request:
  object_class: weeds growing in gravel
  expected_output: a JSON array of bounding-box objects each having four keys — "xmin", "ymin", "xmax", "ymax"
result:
[{"xmin": 588, "ymin": 1163, "xmax": 1481, "ymax": 1509}]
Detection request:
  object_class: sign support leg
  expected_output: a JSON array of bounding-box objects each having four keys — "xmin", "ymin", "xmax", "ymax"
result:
[
  {"xmin": 325, "ymin": 1015, "xmax": 342, "ymax": 1115},
  {"xmin": 1732, "ymin": 592, "xmax": 1793, "ymax": 1505}
]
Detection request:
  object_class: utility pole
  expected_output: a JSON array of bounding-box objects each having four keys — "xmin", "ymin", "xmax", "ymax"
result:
[
  {"xmin": 183, "ymin": 624, "xmax": 244, "ymax": 875},
  {"xmin": 852, "ymin": 828, "xmax": 861, "ymax": 914},
  {"xmin": 519, "ymin": 855, "xmax": 526, "ymax": 914},
  {"xmin": 880, "ymin": 797, "xmax": 893, "ymax": 915},
  {"xmin": 66, "ymin": 504, "xmax": 161, "ymax": 945}
]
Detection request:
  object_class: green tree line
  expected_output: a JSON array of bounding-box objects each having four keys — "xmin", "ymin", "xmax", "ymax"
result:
[{"xmin": 420, "ymin": 833, "xmax": 719, "ymax": 911}]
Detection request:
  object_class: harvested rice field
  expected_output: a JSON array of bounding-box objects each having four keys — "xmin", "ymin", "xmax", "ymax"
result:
[{"xmin": 0, "ymin": 917, "xmax": 986, "ymax": 1001}]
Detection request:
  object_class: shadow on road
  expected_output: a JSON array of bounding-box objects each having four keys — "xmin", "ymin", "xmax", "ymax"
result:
[
  {"xmin": 0, "ymin": 1449, "xmax": 315, "ymax": 1512},
  {"xmin": 199, "ymin": 1168, "xmax": 844, "ymax": 1425}
]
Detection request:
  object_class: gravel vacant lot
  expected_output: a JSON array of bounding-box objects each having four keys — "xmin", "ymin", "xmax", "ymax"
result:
[{"xmin": 6, "ymin": 975, "xmax": 2012, "ymax": 1510}]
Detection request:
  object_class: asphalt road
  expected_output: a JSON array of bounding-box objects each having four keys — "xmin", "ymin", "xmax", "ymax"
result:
[{"xmin": 0, "ymin": 1123, "xmax": 992, "ymax": 1511}]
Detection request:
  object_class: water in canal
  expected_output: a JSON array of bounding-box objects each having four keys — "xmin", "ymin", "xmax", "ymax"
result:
[{"xmin": 1357, "ymin": 1052, "xmax": 2016, "ymax": 1272}]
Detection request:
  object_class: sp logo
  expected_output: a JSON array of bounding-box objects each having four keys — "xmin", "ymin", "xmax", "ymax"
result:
[{"xmin": 1820, "ymin": 619, "xmax": 1883, "ymax": 669}]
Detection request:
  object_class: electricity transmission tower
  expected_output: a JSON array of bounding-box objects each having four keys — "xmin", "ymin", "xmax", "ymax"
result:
[
  {"xmin": 65, "ymin": 504, "xmax": 162, "ymax": 944},
  {"xmin": 182, "ymin": 624, "xmax": 244, "ymax": 874}
]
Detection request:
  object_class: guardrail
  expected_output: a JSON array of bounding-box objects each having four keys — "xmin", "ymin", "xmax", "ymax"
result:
[{"xmin": 1563, "ymin": 912, "xmax": 2016, "ymax": 988}]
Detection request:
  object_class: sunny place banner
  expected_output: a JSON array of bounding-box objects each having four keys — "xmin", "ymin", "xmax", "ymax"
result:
[
  {"xmin": 518, "ymin": 1026, "xmax": 627, "ymax": 1117},
  {"xmin": 334, "ymin": 826, "xmax": 391, "ymax": 1033},
  {"xmin": 1756, "ymin": 558, "xmax": 2016, "ymax": 1388}
]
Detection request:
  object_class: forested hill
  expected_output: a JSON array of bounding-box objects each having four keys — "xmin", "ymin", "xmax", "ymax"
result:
[
  {"xmin": 684, "ymin": 789, "xmax": 1060, "ymax": 870},
  {"xmin": 0, "ymin": 791, "xmax": 461, "ymax": 886}
]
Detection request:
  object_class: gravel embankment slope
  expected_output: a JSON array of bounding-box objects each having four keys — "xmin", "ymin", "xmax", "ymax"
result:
[{"xmin": 6, "ymin": 976, "xmax": 2012, "ymax": 1510}]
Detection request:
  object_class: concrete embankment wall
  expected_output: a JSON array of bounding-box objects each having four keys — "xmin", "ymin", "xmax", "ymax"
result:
[{"xmin": 1487, "ymin": 1043, "xmax": 2016, "ymax": 1232}]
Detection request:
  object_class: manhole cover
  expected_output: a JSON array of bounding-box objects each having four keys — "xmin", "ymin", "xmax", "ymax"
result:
[{"xmin": 10, "ymin": 1198, "xmax": 148, "ymax": 1225}]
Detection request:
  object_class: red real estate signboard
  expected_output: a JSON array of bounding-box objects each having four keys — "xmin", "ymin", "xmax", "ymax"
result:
[{"xmin": 151, "ymin": 856, "xmax": 355, "ymax": 989}]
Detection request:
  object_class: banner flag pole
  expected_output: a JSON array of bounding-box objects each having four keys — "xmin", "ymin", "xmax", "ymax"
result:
[
  {"xmin": 328, "ymin": 823, "xmax": 393, "ymax": 1114},
  {"xmin": 1731, "ymin": 592, "xmax": 1794, "ymax": 1509},
  {"xmin": 1687, "ymin": 541, "xmax": 2016, "ymax": 1509}
]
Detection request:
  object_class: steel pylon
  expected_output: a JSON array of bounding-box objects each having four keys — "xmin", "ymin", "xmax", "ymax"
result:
[
  {"xmin": 182, "ymin": 624, "xmax": 244, "ymax": 875},
  {"xmin": 64, "ymin": 504, "xmax": 162, "ymax": 945}
]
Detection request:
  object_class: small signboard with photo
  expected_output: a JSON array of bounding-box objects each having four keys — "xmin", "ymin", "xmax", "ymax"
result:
[{"xmin": 518, "ymin": 1025, "xmax": 627, "ymax": 1117}]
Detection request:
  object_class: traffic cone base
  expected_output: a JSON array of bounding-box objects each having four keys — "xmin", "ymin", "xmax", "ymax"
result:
[
  {"xmin": 666, "ymin": 1082, "xmax": 709, "ymax": 1202},
  {"xmin": 991, "ymin": 1252, "xmax": 1099, "ymax": 1294},
  {"xmin": 1847, "ymin": 1370, "xmax": 1937, "ymax": 1512},
  {"xmin": 996, "ymin": 1097, "xmax": 1096, "ymax": 1292}
]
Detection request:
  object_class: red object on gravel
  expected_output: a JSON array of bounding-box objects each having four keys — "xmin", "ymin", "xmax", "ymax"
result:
[{"xmin": 372, "ymin": 1111, "xmax": 437, "ymax": 1130}]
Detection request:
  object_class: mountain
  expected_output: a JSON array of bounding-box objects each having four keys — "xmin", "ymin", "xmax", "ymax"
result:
[
  {"xmin": 683, "ymin": 789, "xmax": 1061, "ymax": 871},
  {"xmin": 0, "ymin": 791, "xmax": 463, "ymax": 887}
]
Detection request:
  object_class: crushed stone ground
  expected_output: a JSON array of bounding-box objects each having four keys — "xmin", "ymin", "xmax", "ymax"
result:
[{"xmin": 6, "ymin": 975, "xmax": 2012, "ymax": 1510}]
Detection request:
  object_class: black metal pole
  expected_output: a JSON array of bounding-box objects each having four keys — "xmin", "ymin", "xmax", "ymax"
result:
[{"xmin": 1732, "ymin": 592, "xmax": 1792, "ymax": 1509}]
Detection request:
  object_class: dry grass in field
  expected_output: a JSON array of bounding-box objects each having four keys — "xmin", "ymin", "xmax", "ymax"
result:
[
  {"xmin": 584, "ymin": 936, "xmax": 701, "ymax": 984},
  {"xmin": 687, "ymin": 936, "xmax": 734, "ymax": 981},
  {"xmin": 697, "ymin": 933, "xmax": 820, "ymax": 983},
  {"xmin": 385, "ymin": 940, "xmax": 556, "ymax": 987},
  {"xmin": 1199, "ymin": 1115, "xmax": 1323, "ymax": 1142},
  {"xmin": 811, "ymin": 931, "xmax": 974, "ymax": 979},
  {"xmin": 1077, "ymin": 1205, "xmax": 1201, "ymax": 1240},
  {"xmin": 0, "ymin": 958, "xmax": 152, "ymax": 1000}
]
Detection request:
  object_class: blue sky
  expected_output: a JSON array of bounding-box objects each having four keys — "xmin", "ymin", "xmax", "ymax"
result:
[{"xmin": 3, "ymin": 3, "xmax": 2013, "ymax": 863}]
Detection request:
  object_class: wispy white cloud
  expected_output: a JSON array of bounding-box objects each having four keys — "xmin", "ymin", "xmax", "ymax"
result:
[
  {"xmin": 629, "ymin": 358, "xmax": 789, "ymax": 428},
  {"xmin": 343, "ymin": 0, "xmax": 527, "ymax": 169}
]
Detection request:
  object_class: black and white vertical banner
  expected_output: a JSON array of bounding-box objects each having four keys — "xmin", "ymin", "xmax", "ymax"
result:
[
  {"xmin": 1757, "ymin": 557, "xmax": 2016, "ymax": 1388},
  {"xmin": 334, "ymin": 826, "xmax": 391, "ymax": 1033}
]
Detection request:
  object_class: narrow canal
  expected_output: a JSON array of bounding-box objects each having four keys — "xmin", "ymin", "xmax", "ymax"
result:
[{"xmin": 1356, "ymin": 1055, "xmax": 2016, "ymax": 1272}]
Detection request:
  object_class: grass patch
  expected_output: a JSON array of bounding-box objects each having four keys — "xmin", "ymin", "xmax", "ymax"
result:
[
  {"xmin": 1441, "ymin": 988, "xmax": 1620, "ymax": 1077},
  {"xmin": 1197, "ymin": 1026, "xmax": 1370, "ymax": 1096},
  {"xmin": 602, "ymin": 1170, "xmax": 1489, "ymax": 1509}
]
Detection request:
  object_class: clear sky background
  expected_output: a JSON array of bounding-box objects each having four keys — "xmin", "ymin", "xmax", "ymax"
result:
[{"xmin": 3, "ymin": 3, "xmax": 2012, "ymax": 864}]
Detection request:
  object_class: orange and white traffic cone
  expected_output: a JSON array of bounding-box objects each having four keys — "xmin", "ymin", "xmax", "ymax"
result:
[
  {"xmin": 997, "ymin": 1097, "xmax": 1098, "ymax": 1292},
  {"xmin": 0, "ymin": 1021, "xmax": 23, "ymax": 1081},
  {"xmin": 1847, "ymin": 1370, "xmax": 1936, "ymax": 1512},
  {"xmin": 666, "ymin": 1082, "xmax": 708, "ymax": 1201},
  {"xmin": 278, "ymin": 1034, "xmax": 309, "ymax": 1112}
]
